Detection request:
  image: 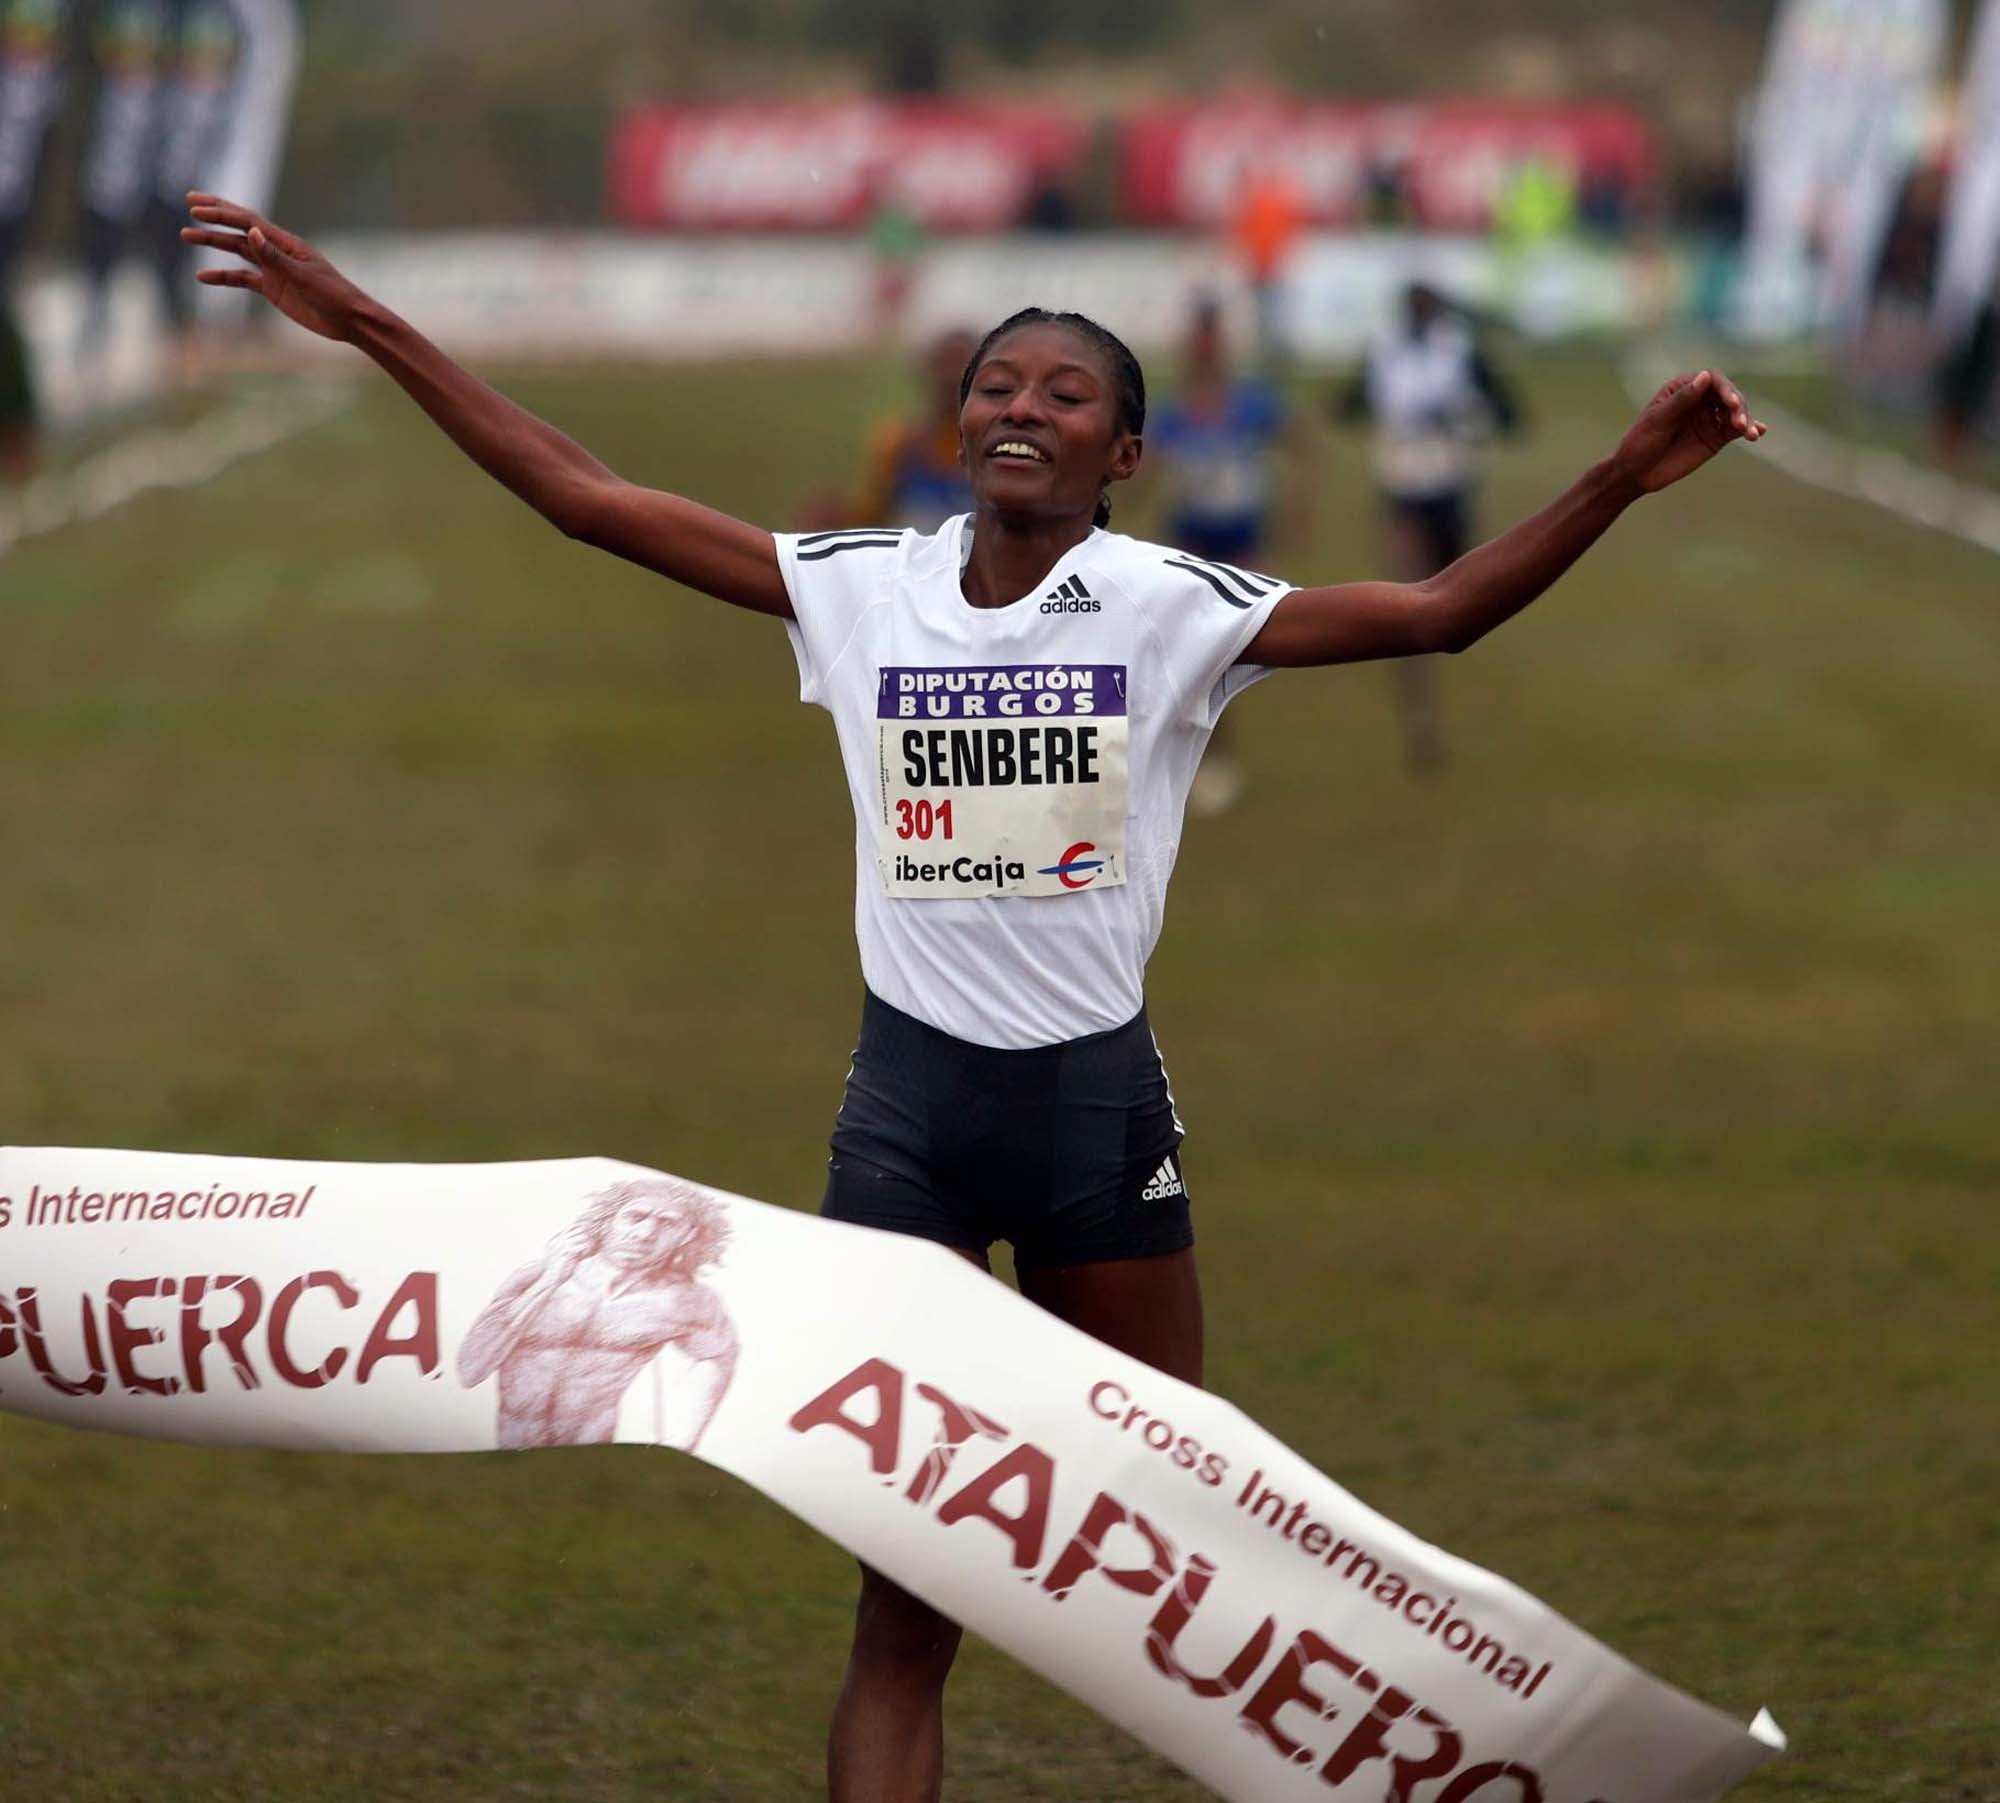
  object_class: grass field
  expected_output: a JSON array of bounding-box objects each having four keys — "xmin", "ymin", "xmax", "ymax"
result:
[{"xmin": 1, "ymin": 346, "xmax": 1995, "ymax": 1800}]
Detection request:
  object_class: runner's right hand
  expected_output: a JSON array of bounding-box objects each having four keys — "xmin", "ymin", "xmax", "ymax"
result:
[{"xmin": 182, "ymin": 193, "xmax": 367, "ymax": 343}]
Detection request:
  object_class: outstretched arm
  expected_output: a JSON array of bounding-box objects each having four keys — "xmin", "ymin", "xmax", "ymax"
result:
[
  {"xmin": 183, "ymin": 195, "xmax": 791, "ymax": 619},
  {"xmin": 1244, "ymin": 370, "xmax": 1765, "ymax": 668}
]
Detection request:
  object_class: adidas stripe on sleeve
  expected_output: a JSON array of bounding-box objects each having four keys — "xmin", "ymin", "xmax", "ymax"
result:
[
  {"xmin": 774, "ymin": 526, "xmax": 910, "ymax": 707},
  {"xmin": 1159, "ymin": 552, "xmax": 1285, "ymax": 609},
  {"xmin": 1108, "ymin": 539, "xmax": 1294, "ymax": 729}
]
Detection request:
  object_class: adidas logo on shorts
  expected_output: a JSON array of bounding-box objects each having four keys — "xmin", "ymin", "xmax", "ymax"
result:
[{"xmin": 1141, "ymin": 1155, "xmax": 1185, "ymax": 1202}]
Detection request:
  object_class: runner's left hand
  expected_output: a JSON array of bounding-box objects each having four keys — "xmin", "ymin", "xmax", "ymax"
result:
[{"xmin": 1610, "ymin": 369, "xmax": 1767, "ymax": 496}]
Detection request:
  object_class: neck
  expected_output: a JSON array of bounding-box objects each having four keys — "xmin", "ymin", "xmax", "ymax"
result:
[{"xmin": 960, "ymin": 506, "xmax": 1096, "ymax": 609}]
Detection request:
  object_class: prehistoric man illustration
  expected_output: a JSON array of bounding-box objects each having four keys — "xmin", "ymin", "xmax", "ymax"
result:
[{"xmin": 458, "ymin": 1177, "xmax": 739, "ymax": 1452}]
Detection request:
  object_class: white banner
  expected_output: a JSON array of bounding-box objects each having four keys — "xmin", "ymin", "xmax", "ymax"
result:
[
  {"xmin": 1737, "ymin": 0, "xmax": 1838, "ymax": 340},
  {"xmin": 201, "ymin": 0, "xmax": 297, "ymax": 214},
  {"xmin": 1937, "ymin": 0, "xmax": 2000, "ymax": 342},
  {"xmin": 269, "ymin": 229, "xmax": 1645, "ymax": 364},
  {"xmin": 1818, "ymin": 0, "xmax": 1948, "ymax": 336},
  {"xmin": 184, "ymin": 0, "xmax": 298, "ymax": 319},
  {"xmin": 0, "ymin": 1146, "xmax": 1784, "ymax": 1801},
  {"xmin": 0, "ymin": 0, "xmax": 68, "ymax": 234},
  {"xmin": 1736, "ymin": 0, "xmax": 1946, "ymax": 341}
]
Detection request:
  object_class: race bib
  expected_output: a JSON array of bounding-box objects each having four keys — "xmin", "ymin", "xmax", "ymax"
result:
[{"xmin": 875, "ymin": 664, "xmax": 1129, "ymax": 899}]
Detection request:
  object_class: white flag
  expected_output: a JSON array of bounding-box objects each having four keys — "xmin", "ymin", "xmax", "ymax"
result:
[
  {"xmin": 1819, "ymin": 0, "xmax": 1948, "ymax": 336},
  {"xmin": 1936, "ymin": 0, "xmax": 2000, "ymax": 342}
]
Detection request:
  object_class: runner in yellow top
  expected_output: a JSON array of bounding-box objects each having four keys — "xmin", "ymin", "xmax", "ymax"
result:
[{"xmin": 802, "ymin": 328, "xmax": 977, "ymax": 534}]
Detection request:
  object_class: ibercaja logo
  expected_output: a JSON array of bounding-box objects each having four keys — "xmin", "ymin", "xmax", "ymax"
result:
[{"xmin": 1038, "ymin": 841, "xmax": 1104, "ymax": 890}]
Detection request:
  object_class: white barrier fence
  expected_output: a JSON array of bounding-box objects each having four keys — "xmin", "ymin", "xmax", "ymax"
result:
[
  {"xmin": 16, "ymin": 230, "xmax": 1656, "ymax": 430},
  {"xmin": 317, "ymin": 229, "xmax": 1652, "ymax": 360},
  {"xmin": 0, "ymin": 1146, "xmax": 1783, "ymax": 1801}
]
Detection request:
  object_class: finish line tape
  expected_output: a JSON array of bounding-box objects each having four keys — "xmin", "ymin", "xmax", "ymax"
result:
[
  {"xmin": 0, "ymin": 379, "xmax": 354, "ymax": 562},
  {"xmin": 1622, "ymin": 347, "xmax": 2000, "ymax": 558},
  {"xmin": 0, "ymin": 1146, "xmax": 1784, "ymax": 1800}
]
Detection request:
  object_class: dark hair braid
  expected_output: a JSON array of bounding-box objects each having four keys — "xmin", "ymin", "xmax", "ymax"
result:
[{"xmin": 959, "ymin": 307, "xmax": 1146, "ymax": 529}]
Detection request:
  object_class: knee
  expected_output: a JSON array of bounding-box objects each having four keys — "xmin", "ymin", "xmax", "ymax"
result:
[{"xmin": 851, "ymin": 1567, "xmax": 963, "ymax": 1681}]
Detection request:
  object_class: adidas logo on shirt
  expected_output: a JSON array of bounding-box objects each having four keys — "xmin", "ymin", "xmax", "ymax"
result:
[
  {"xmin": 1141, "ymin": 1156, "xmax": 1185, "ymax": 1202},
  {"xmin": 1040, "ymin": 575, "xmax": 1100, "ymax": 614}
]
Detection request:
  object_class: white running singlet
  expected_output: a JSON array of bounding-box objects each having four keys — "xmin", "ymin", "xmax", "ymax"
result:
[
  {"xmin": 776, "ymin": 515, "xmax": 1293, "ymax": 1049},
  {"xmin": 1365, "ymin": 318, "xmax": 1488, "ymax": 500}
]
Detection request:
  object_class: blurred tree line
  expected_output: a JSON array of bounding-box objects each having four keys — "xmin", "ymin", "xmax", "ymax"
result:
[{"xmin": 36, "ymin": 0, "xmax": 1791, "ymax": 239}]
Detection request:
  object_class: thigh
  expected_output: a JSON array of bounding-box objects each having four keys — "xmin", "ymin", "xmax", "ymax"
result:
[{"xmin": 1016, "ymin": 1249, "xmax": 1204, "ymax": 1387}]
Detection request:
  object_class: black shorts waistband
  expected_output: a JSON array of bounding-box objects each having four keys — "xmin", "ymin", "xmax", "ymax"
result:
[{"xmin": 855, "ymin": 988, "xmax": 1154, "ymax": 1068}]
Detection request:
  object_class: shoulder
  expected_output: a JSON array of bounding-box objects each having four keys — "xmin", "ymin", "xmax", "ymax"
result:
[
  {"xmin": 1086, "ymin": 530, "xmax": 1289, "ymax": 616},
  {"xmin": 779, "ymin": 515, "xmax": 959, "ymax": 607},
  {"xmin": 774, "ymin": 525, "xmax": 923, "ymax": 642},
  {"xmin": 780, "ymin": 520, "xmax": 953, "ymax": 596}
]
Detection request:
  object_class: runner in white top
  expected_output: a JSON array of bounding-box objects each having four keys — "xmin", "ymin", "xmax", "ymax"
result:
[
  {"xmin": 1336, "ymin": 281, "xmax": 1524, "ymax": 774},
  {"xmin": 183, "ymin": 195, "xmax": 1768, "ymax": 1803}
]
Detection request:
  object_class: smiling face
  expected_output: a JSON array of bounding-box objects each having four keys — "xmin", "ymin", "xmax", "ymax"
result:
[{"xmin": 959, "ymin": 323, "xmax": 1143, "ymax": 526}]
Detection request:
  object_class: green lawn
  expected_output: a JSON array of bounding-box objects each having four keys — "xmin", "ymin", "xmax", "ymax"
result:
[{"xmin": 1, "ymin": 348, "xmax": 1994, "ymax": 1799}]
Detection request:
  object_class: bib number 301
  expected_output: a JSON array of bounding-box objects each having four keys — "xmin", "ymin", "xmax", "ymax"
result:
[{"xmin": 894, "ymin": 799, "xmax": 954, "ymax": 842}]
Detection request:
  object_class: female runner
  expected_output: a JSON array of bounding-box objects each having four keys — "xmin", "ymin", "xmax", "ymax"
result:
[{"xmin": 183, "ymin": 193, "xmax": 1766, "ymax": 1803}]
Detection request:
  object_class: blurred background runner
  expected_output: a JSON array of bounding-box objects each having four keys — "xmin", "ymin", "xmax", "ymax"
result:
[
  {"xmin": 801, "ymin": 327, "xmax": 978, "ymax": 534},
  {"xmin": 1335, "ymin": 281, "xmax": 1522, "ymax": 775},
  {"xmin": 1146, "ymin": 291, "xmax": 1315, "ymax": 813}
]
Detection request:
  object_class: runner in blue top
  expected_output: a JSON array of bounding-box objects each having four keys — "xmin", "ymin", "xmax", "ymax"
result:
[
  {"xmin": 1151, "ymin": 297, "xmax": 1292, "ymax": 565},
  {"xmin": 1146, "ymin": 294, "xmax": 1313, "ymax": 810}
]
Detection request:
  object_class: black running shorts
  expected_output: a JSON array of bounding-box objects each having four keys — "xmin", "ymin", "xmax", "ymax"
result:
[
  {"xmin": 821, "ymin": 990, "xmax": 1193, "ymax": 1273},
  {"xmin": 1387, "ymin": 490, "xmax": 1470, "ymax": 574}
]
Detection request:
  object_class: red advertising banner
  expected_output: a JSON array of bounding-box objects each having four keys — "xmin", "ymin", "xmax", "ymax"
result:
[
  {"xmin": 610, "ymin": 101, "xmax": 1089, "ymax": 232},
  {"xmin": 1120, "ymin": 101, "xmax": 1656, "ymax": 232}
]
